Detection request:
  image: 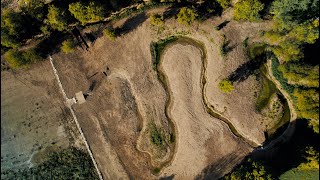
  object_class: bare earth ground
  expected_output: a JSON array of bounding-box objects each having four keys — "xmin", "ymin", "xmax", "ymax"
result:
[
  {"xmin": 159, "ymin": 43, "xmax": 250, "ymax": 179},
  {"xmin": 1, "ymin": 7, "xmax": 277, "ymax": 180},
  {"xmin": 0, "ymin": 61, "xmax": 80, "ymax": 172}
]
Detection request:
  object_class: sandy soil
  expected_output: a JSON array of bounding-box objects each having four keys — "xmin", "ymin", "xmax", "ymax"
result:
[{"xmin": 1, "ymin": 61, "xmax": 74, "ymax": 172}]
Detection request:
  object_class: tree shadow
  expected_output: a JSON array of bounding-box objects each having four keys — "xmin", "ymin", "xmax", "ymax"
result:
[
  {"xmin": 118, "ymin": 12, "xmax": 148, "ymax": 35},
  {"xmin": 195, "ymin": 152, "xmax": 244, "ymax": 180},
  {"xmin": 216, "ymin": 20, "xmax": 230, "ymax": 30},
  {"xmin": 197, "ymin": 120, "xmax": 319, "ymax": 179},
  {"xmin": 162, "ymin": 6, "xmax": 180, "ymax": 20},
  {"xmin": 35, "ymin": 31, "xmax": 68, "ymax": 58},
  {"xmin": 196, "ymin": 0, "xmax": 223, "ymax": 21},
  {"xmin": 159, "ymin": 174, "xmax": 175, "ymax": 180},
  {"xmin": 222, "ymin": 40, "xmax": 238, "ymax": 55},
  {"xmin": 227, "ymin": 55, "xmax": 267, "ymax": 83}
]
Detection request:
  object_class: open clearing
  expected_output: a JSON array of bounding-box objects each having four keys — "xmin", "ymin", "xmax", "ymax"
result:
[{"xmin": 0, "ymin": 61, "xmax": 78, "ymax": 172}]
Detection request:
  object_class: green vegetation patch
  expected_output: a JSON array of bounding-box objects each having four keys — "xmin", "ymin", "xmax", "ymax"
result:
[
  {"xmin": 233, "ymin": 0, "xmax": 264, "ymax": 22},
  {"xmin": 4, "ymin": 48, "xmax": 41, "ymax": 69},
  {"xmin": 1, "ymin": 147, "xmax": 99, "ymax": 179},
  {"xmin": 149, "ymin": 123, "xmax": 165, "ymax": 146},
  {"xmin": 103, "ymin": 28, "xmax": 116, "ymax": 41},
  {"xmin": 61, "ymin": 38, "xmax": 77, "ymax": 54},
  {"xmin": 218, "ymin": 79, "xmax": 234, "ymax": 93},
  {"xmin": 150, "ymin": 35, "xmax": 179, "ymax": 70},
  {"xmin": 177, "ymin": 7, "xmax": 198, "ymax": 26},
  {"xmin": 223, "ymin": 159, "xmax": 273, "ymax": 180},
  {"xmin": 256, "ymin": 66, "xmax": 277, "ymax": 112}
]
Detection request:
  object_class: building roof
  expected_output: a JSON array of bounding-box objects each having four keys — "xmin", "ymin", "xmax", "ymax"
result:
[{"xmin": 75, "ymin": 91, "xmax": 86, "ymax": 104}]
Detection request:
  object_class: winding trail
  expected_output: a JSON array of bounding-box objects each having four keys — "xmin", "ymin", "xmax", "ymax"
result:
[{"xmin": 49, "ymin": 56, "xmax": 104, "ymax": 180}]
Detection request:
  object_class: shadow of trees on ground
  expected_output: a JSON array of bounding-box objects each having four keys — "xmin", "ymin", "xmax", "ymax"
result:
[
  {"xmin": 159, "ymin": 174, "xmax": 175, "ymax": 180},
  {"xmin": 196, "ymin": 120, "xmax": 319, "ymax": 179},
  {"xmin": 216, "ymin": 20, "xmax": 230, "ymax": 30},
  {"xmin": 195, "ymin": 152, "xmax": 244, "ymax": 180},
  {"xmin": 227, "ymin": 55, "xmax": 267, "ymax": 83},
  {"xmin": 118, "ymin": 12, "xmax": 148, "ymax": 35},
  {"xmin": 35, "ymin": 31, "xmax": 68, "ymax": 58}
]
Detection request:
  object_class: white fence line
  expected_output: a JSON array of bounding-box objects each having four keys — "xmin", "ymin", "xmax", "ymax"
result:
[{"xmin": 49, "ymin": 56, "xmax": 104, "ymax": 180}]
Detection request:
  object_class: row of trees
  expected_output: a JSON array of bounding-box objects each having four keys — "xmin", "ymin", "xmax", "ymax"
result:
[{"xmin": 263, "ymin": 0, "xmax": 319, "ymax": 133}]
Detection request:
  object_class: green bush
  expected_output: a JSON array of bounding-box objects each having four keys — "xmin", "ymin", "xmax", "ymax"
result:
[
  {"xmin": 103, "ymin": 28, "xmax": 116, "ymax": 41},
  {"xmin": 4, "ymin": 48, "xmax": 41, "ymax": 68},
  {"xmin": 150, "ymin": 14, "xmax": 165, "ymax": 27},
  {"xmin": 150, "ymin": 124, "xmax": 164, "ymax": 146},
  {"xmin": 218, "ymin": 79, "xmax": 234, "ymax": 93},
  {"xmin": 61, "ymin": 39, "xmax": 77, "ymax": 54},
  {"xmin": 233, "ymin": 0, "xmax": 264, "ymax": 21},
  {"xmin": 177, "ymin": 7, "xmax": 198, "ymax": 26},
  {"xmin": 69, "ymin": 1, "xmax": 105, "ymax": 25}
]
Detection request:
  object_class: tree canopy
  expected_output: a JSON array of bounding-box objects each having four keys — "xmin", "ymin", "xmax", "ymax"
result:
[
  {"xmin": 177, "ymin": 7, "xmax": 198, "ymax": 26},
  {"xmin": 233, "ymin": 0, "xmax": 264, "ymax": 21},
  {"xmin": 69, "ymin": 1, "xmax": 105, "ymax": 25},
  {"xmin": 46, "ymin": 5, "xmax": 69, "ymax": 31},
  {"xmin": 293, "ymin": 88, "xmax": 319, "ymax": 133},
  {"xmin": 278, "ymin": 63, "xmax": 319, "ymax": 88},
  {"xmin": 1, "ymin": 9, "xmax": 26, "ymax": 48}
]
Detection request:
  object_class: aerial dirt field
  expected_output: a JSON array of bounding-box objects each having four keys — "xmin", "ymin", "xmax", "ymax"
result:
[
  {"xmin": 46, "ymin": 8, "xmax": 276, "ymax": 179},
  {"xmin": 1, "ymin": 7, "xmax": 282, "ymax": 179},
  {"xmin": 0, "ymin": 61, "xmax": 83, "ymax": 172}
]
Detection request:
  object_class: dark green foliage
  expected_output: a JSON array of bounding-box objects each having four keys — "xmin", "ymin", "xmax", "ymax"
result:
[
  {"xmin": 152, "ymin": 167, "xmax": 161, "ymax": 174},
  {"xmin": 1, "ymin": 9, "xmax": 26, "ymax": 48},
  {"xmin": 1, "ymin": 147, "xmax": 99, "ymax": 179},
  {"xmin": 256, "ymin": 67, "xmax": 277, "ymax": 112},
  {"xmin": 271, "ymin": 0, "xmax": 319, "ymax": 30},
  {"xmin": 19, "ymin": 0, "xmax": 46, "ymax": 21},
  {"xmin": 271, "ymin": 58, "xmax": 294, "ymax": 94},
  {"xmin": 242, "ymin": 37, "xmax": 249, "ymax": 48}
]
